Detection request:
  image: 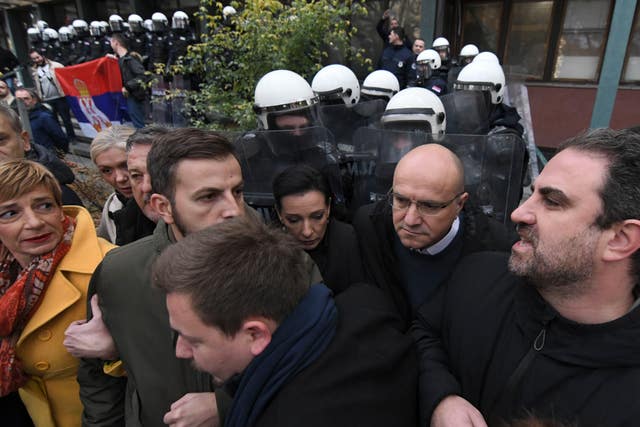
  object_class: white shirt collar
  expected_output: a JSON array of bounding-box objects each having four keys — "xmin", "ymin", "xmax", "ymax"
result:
[{"xmin": 412, "ymin": 216, "xmax": 460, "ymax": 256}]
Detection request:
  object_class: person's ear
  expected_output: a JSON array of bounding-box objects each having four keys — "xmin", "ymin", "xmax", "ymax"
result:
[
  {"xmin": 20, "ymin": 131, "xmax": 31, "ymax": 152},
  {"xmin": 242, "ymin": 320, "xmax": 273, "ymax": 356},
  {"xmin": 149, "ymin": 193, "xmax": 174, "ymax": 225},
  {"xmin": 456, "ymin": 191, "xmax": 469, "ymax": 213},
  {"xmin": 602, "ymin": 219, "xmax": 640, "ymax": 263}
]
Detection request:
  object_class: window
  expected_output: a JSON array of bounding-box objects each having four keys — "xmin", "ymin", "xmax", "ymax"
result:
[
  {"xmin": 462, "ymin": 2, "xmax": 503, "ymax": 53},
  {"xmin": 553, "ymin": 0, "xmax": 611, "ymax": 80},
  {"xmin": 622, "ymin": 9, "xmax": 640, "ymax": 83},
  {"xmin": 503, "ymin": 1, "xmax": 554, "ymax": 79}
]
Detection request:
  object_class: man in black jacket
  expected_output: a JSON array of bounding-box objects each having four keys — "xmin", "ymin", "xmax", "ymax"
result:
[
  {"xmin": 155, "ymin": 216, "xmax": 418, "ymax": 427},
  {"xmin": 353, "ymin": 143, "xmax": 515, "ymax": 328},
  {"xmin": 110, "ymin": 33, "xmax": 147, "ymax": 128},
  {"xmin": 0, "ymin": 104, "xmax": 82, "ymax": 205},
  {"xmin": 412, "ymin": 128, "xmax": 640, "ymax": 427}
]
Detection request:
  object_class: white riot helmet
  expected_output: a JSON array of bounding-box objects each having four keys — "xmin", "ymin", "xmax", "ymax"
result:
[
  {"xmin": 459, "ymin": 44, "xmax": 479, "ymax": 65},
  {"xmin": 128, "ymin": 14, "xmax": 144, "ymax": 33},
  {"xmin": 473, "ymin": 51, "xmax": 500, "ymax": 64},
  {"xmin": 42, "ymin": 28, "xmax": 58, "ymax": 41},
  {"xmin": 454, "ymin": 60, "xmax": 505, "ymax": 104},
  {"xmin": 381, "ymin": 87, "xmax": 446, "ymax": 136},
  {"xmin": 311, "ymin": 64, "xmax": 360, "ymax": 107},
  {"xmin": 143, "ymin": 19, "xmax": 153, "ymax": 32},
  {"xmin": 172, "ymin": 11, "xmax": 189, "ymax": 29},
  {"xmin": 151, "ymin": 12, "xmax": 169, "ymax": 32},
  {"xmin": 361, "ymin": 70, "xmax": 399, "ymax": 101},
  {"xmin": 432, "ymin": 37, "xmax": 450, "ymax": 62},
  {"xmin": 72, "ymin": 19, "xmax": 88, "ymax": 36},
  {"xmin": 59, "ymin": 26, "xmax": 71, "ymax": 42},
  {"xmin": 416, "ymin": 49, "xmax": 441, "ymax": 80},
  {"xmin": 67, "ymin": 25, "xmax": 77, "ymax": 38},
  {"xmin": 27, "ymin": 27, "xmax": 41, "ymax": 43},
  {"xmin": 380, "ymin": 87, "xmax": 447, "ymax": 136},
  {"xmin": 253, "ymin": 69, "xmax": 319, "ymax": 130},
  {"xmin": 109, "ymin": 14, "xmax": 124, "ymax": 32},
  {"xmin": 36, "ymin": 20, "xmax": 48, "ymax": 32},
  {"xmin": 99, "ymin": 21, "xmax": 109, "ymax": 35},
  {"xmin": 89, "ymin": 21, "xmax": 101, "ymax": 37},
  {"xmin": 223, "ymin": 6, "xmax": 237, "ymax": 18}
]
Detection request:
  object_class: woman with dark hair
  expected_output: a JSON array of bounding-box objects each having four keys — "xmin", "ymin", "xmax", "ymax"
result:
[{"xmin": 273, "ymin": 165, "xmax": 364, "ymax": 294}]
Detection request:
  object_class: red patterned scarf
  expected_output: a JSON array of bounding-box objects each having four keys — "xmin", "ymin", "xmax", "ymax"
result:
[{"xmin": 0, "ymin": 215, "xmax": 75, "ymax": 396}]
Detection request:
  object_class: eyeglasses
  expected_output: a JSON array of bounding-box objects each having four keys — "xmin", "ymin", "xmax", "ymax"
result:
[{"xmin": 388, "ymin": 190, "xmax": 464, "ymax": 216}]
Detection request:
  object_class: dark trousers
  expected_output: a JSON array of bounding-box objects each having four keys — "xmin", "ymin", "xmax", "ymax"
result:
[{"xmin": 46, "ymin": 96, "xmax": 76, "ymax": 139}]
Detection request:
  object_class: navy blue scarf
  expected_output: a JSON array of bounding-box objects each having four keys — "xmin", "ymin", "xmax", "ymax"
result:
[{"xmin": 224, "ymin": 284, "xmax": 337, "ymax": 427}]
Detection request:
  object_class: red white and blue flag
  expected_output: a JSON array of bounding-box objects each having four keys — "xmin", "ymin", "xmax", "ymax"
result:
[{"xmin": 55, "ymin": 57, "xmax": 131, "ymax": 138}]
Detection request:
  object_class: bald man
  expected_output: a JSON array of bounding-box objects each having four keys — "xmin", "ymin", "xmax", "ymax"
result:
[{"xmin": 353, "ymin": 144, "xmax": 515, "ymax": 328}]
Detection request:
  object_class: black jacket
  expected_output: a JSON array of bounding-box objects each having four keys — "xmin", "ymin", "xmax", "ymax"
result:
[
  {"xmin": 118, "ymin": 52, "xmax": 148, "ymax": 101},
  {"xmin": 256, "ymin": 284, "xmax": 418, "ymax": 427},
  {"xmin": 26, "ymin": 143, "xmax": 83, "ymax": 206},
  {"xmin": 111, "ymin": 198, "xmax": 156, "ymax": 246},
  {"xmin": 306, "ymin": 219, "xmax": 365, "ymax": 295},
  {"xmin": 353, "ymin": 200, "xmax": 516, "ymax": 329},
  {"xmin": 412, "ymin": 251, "xmax": 640, "ymax": 427}
]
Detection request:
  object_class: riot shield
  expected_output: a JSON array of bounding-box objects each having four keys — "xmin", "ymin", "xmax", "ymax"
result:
[
  {"xmin": 234, "ymin": 127, "xmax": 346, "ymax": 222},
  {"xmin": 317, "ymin": 99, "xmax": 386, "ymax": 153},
  {"xmin": 443, "ymin": 133, "xmax": 526, "ymax": 224},
  {"xmin": 150, "ymin": 77, "xmax": 171, "ymax": 125},
  {"xmin": 349, "ymin": 128, "xmax": 526, "ymax": 224},
  {"xmin": 350, "ymin": 127, "xmax": 434, "ymax": 209},
  {"xmin": 440, "ymin": 91, "xmax": 491, "ymax": 135}
]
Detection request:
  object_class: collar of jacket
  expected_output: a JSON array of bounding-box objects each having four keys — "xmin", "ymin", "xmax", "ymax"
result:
[
  {"xmin": 513, "ymin": 278, "xmax": 640, "ymax": 368},
  {"xmin": 18, "ymin": 206, "xmax": 109, "ymax": 345}
]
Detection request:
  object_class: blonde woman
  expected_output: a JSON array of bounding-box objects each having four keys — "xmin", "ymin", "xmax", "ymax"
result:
[{"xmin": 90, "ymin": 125, "xmax": 136, "ymax": 243}]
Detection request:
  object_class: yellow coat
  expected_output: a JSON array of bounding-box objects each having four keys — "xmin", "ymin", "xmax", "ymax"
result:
[{"xmin": 16, "ymin": 206, "xmax": 115, "ymax": 427}]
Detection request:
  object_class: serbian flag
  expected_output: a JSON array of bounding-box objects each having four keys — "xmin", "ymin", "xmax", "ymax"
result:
[{"xmin": 55, "ymin": 56, "xmax": 131, "ymax": 138}]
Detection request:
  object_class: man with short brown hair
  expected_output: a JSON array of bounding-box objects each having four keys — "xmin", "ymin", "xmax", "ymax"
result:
[{"xmin": 155, "ymin": 216, "xmax": 418, "ymax": 427}]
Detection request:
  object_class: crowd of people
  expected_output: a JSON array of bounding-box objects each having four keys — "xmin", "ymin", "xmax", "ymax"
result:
[{"xmin": 0, "ymin": 6, "xmax": 639, "ymax": 427}]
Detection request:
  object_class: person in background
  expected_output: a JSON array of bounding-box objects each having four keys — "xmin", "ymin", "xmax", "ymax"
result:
[
  {"xmin": 0, "ymin": 79, "xmax": 16, "ymax": 111},
  {"xmin": 28, "ymin": 50, "xmax": 76, "ymax": 141},
  {"xmin": 273, "ymin": 165, "xmax": 365, "ymax": 295},
  {"xmin": 376, "ymin": 9, "xmax": 412, "ymax": 49},
  {"xmin": 0, "ymin": 160, "xmax": 114, "ymax": 427},
  {"xmin": 378, "ymin": 27, "xmax": 414, "ymax": 89},
  {"xmin": 109, "ymin": 33, "xmax": 147, "ymax": 128},
  {"xmin": 14, "ymin": 87, "xmax": 69, "ymax": 154},
  {"xmin": 0, "ymin": 104, "xmax": 82, "ymax": 206},
  {"xmin": 90, "ymin": 125, "xmax": 136, "ymax": 244}
]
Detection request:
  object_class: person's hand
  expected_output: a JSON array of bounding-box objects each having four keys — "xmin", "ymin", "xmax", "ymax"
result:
[
  {"xmin": 382, "ymin": 9, "xmax": 391, "ymax": 20},
  {"xmin": 163, "ymin": 393, "xmax": 219, "ymax": 427},
  {"xmin": 106, "ymin": 53, "xmax": 117, "ymax": 60},
  {"xmin": 121, "ymin": 87, "xmax": 128, "ymax": 97},
  {"xmin": 63, "ymin": 295, "xmax": 119, "ymax": 360},
  {"xmin": 430, "ymin": 395, "xmax": 488, "ymax": 427}
]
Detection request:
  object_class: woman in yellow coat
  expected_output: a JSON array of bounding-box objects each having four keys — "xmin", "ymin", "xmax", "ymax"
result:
[{"xmin": 0, "ymin": 159, "xmax": 115, "ymax": 427}]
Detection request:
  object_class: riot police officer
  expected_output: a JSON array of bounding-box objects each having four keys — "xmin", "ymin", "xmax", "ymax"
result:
[
  {"xmin": 410, "ymin": 49, "xmax": 448, "ymax": 96},
  {"xmin": 360, "ymin": 70, "xmax": 399, "ymax": 106},
  {"xmin": 454, "ymin": 56, "xmax": 524, "ymax": 136},
  {"xmin": 166, "ymin": 11, "xmax": 196, "ymax": 70},
  {"xmin": 147, "ymin": 12, "xmax": 169, "ymax": 72},
  {"xmin": 447, "ymin": 43, "xmax": 479, "ymax": 89},
  {"xmin": 126, "ymin": 14, "xmax": 149, "ymax": 63},
  {"xmin": 72, "ymin": 19, "xmax": 91, "ymax": 64}
]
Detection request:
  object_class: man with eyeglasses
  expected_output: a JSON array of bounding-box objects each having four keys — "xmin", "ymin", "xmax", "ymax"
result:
[{"xmin": 353, "ymin": 143, "xmax": 515, "ymax": 329}]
